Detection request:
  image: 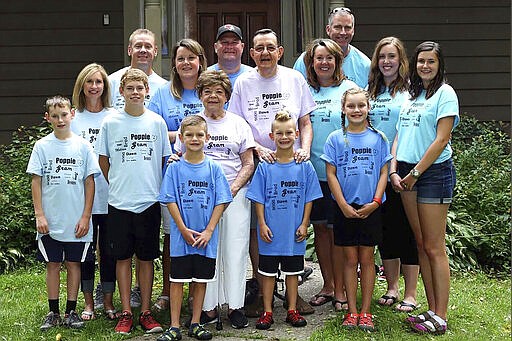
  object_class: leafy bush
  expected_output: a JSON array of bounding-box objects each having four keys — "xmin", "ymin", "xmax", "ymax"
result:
[
  {"xmin": 0, "ymin": 123, "xmax": 51, "ymax": 273},
  {"xmin": 447, "ymin": 114, "xmax": 511, "ymax": 275}
]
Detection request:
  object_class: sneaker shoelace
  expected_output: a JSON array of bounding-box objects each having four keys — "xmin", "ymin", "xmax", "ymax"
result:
[
  {"xmin": 359, "ymin": 313, "xmax": 373, "ymax": 326},
  {"xmin": 287, "ymin": 310, "xmax": 304, "ymax": 323},
  {"xmin": 118, "ymin": 313, "xmax": 132, "ymax": 327},
  {"xmin": 141, "ymin": 312, "xmax": 158, "ymax": 325},
  {"xmin": 258, "ymin": 312, "xmax": 273, "ymax": 324}
]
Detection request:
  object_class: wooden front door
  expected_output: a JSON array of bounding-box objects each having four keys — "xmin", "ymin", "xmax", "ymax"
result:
[{"xmin": 197, "ymin": 0, "xmax": 280, "ymax": 67}]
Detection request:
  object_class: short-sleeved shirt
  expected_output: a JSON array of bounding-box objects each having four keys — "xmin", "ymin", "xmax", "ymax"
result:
[
  {"xmin": 26, "ymin": 133, "xmax": 101, "ymax": 242},
  {"xmin": 208, "ymin": 63, "xmax": 252, "ymax": 88},
  {"xmin": 174, "ymin": 111, "xmax": 256, "ymax": 185},
  {"xmin": 158, "ymin": 157, "xmax": 233, "ymax": 259},
  {"xmin": 228, "ymin": 66, "xmax": 316, "ymax": 150},
  {"xmin": 96, "ymin": 109, "xmax": 172, "ymax": 213},
  {"xmin": 109, "ymin": 66, "xmax": 167, "ymax": 110},
  {"xmin": 396, "ymin": 84, "xmax": 459, "ymax": 164},
  {"xmin": 246, "ymin": 160, "xmax": 322, "ymax": 256},
  {"xmin": 309, "ymin": 80, "xmax": 357, "ymax": 181},
  {"xmin": 321, "ymin": 128, "xmax": 392, "ymax": 205},
  {"xmin": 293, "ymin": 44, "xmax": 371, "ymax": 88},
  {"xmin": 369, "ymin": 89, "xmax": 408, "ymax": 144},
  {"xmin": 71, "ymin": 107, "xmax": 117, "ymax": 214}
]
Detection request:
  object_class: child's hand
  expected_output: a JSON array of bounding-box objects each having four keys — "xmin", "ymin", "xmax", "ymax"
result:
[
  {"xmin": 340, "ymin": 203, "xmax": 361, "ymax": 219},
  {"xmin": 260, "ymin": 224, "xmax": 273, "ymax": 243},
  {"xmin": 180, "ymin": 228, "xmax": 200, "ymax": 245},
  {"xmin": 75, "ymin": 217, "xmax": 90, "ymax": 238},
  {"xmin": 295, "ymin": 224, "xmax": 308, "ymax": 242},
  {"xmin": 193, "ymin": 229, "xmax": 213, "ymax": 249},
  {"xmin": 35, "ymin": 215, "xmax": 49, "ymax": 234},
  {"xmin": 356, "ymin": 202, "xmax": 379, "ymax": 219}
]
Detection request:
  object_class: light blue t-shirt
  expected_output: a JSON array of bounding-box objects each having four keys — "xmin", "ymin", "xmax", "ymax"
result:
[
  {"xmin": 369, "ymin": 89, "xmax": 408, "ymax": 144},
  {"xmin": 396, "ymin": 84, "xmax": 459, "ymax": 164},
  {"xmin": 148, "ymin": 82, "xmax": 203, "ymax": 136},
  {"xmin": 208, "ymin": 63, "xmax": 252, "ymax": 88},
  {"xmin": 293, "ymin": 44, "xmax": 371, "ymax": 88},
  {"xmin": 321, "ymin": 128, "xmax": 392, "ymax": 205},
  {"xmin": 26, "ymin": 133, "xmax": 101, "ymax": 242},
  {"xmin": 158, "ymin": 157, "xmax": 233, "ymax": 259},
  {"xmin": 310, "ymin": 80, "xmax": 357, "ymax": 181},
  {"xmin": 246, "ymin": 160, "xmax": 323, "ymax": 256}
]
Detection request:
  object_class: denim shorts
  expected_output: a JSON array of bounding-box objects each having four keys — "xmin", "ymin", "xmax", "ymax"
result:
[{"xmin": 398, "ymin": 159, "xmax": 456, "ymax": 204}]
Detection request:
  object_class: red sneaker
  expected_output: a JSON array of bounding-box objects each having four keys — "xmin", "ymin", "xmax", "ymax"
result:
[
  {"xmin": 139, "ymin": 310, "xmax": 163, "ymax": 333},
  {"xmin": 286, "ymin": 310, "xmax": 307, "ymax": 327},
  {"xmin": 255, "ymin": 311, "xmax": 274, "ymax": 330},
  {"xmin": 115, "ymin": 311, "xmax": 133, "ymax": 334},
  {"xmin": 342, "ymin": 313, "xmax": 358, "ymax": 330},
  {"xmin": 358, "ymin": 313, "xmax": 375, "ymax": 332}
]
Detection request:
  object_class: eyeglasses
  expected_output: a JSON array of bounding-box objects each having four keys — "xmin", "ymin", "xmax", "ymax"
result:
[
  {"xmin": 329, "ymin": 7, "xmax": 353, "ymax": 16},
  {"xmin": 253, "ymin": 45, "xmax": 278, "ymax": 53}
]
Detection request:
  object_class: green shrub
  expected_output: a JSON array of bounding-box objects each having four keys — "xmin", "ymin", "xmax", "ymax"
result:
[
  {"xmin": 0, "ymin": 123, "xmax": 51, "ymax": 273},
  {"xmin": 448, "ymin": 114, "xmax": 511, "ymax": 275}
]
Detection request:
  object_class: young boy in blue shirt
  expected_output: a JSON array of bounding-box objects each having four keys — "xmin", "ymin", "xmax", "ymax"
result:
[
  {"xmin": 246, "ymin": 111, "xmax": 322, "ymax": 330},
  {"xmin": 27, "ymin": 95, "xmax": 101, "ymax": 331},
  {"xmin": 158, "ymin": 115, "xmax": 232, "ymax": 341}
]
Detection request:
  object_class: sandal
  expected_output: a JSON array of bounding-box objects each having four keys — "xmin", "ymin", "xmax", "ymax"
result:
[
  {"xmin": 395, "ymin": 300, "xmax": 419, "ymax": 313},
  {"xmin": 377, "ymin": 294, "xmax": 398, "ymax": 306},
  {"xmin": 298, "ymin": 266, "xmax": 313, "ymax": 285},
  {"xmin": 308, "ymin": 293, "xmax": 333, "ymax": 306},
  {"xmin": 188, "ymin": 323, "xmax": 212, "ymax": 340},
  {"xmin": 105, "ymin": 309, "xmax": 120, "ymax": 320},
  {"xmin": 81, "ymin": 310, "xmax": 95, "ymax": 321},
  {"xmin": 405, "ymin": 311, "xmax": 434, "ymax": 325},
  {"xmin": 153, "ymin": 295, "xmax": 170, "ymax": 312},
  {"xmin": 411, "ymin": 316, "xmax": 447, "ymax": 335},
  {"xmin": 332, "ymin": 299, "xmax": 348, "ymax": 312}
]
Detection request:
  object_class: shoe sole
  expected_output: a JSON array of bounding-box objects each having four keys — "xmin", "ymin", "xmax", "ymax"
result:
[
  {"xmin": 255, "ymin": 324, "xmax": 272, "ymax": 330},
  {"xmin": 144, "ymin": 326, "xmax": 164, "ymax": 333}
]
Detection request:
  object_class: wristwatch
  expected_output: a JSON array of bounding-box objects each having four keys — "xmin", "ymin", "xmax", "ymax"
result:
[{"xmin": 410, "ymin": 168, "xmax": 421, "ymax": 179}]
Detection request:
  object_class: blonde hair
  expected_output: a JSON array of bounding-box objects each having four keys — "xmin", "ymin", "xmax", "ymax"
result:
[
  {"xmin": 271, "ymin": 110, "xmax": 295, "ymax": 131},
  {"xmin": 120, "ymin": 68, "xmax": 149, "ymax": 89},
  {"xmin": 180, "ymin": 115, "xmax": 208, "ymax": 135},
  {"xmin": 72, "ymin": 63, "xmax": 111, "ymax": 111},
  {"xmin": 45, "ymin": 95, "xmax": 71, "ymax": 112},
  {"xmin": 128, "ymin": 28, "xmax": 156, "ymax": 47}
]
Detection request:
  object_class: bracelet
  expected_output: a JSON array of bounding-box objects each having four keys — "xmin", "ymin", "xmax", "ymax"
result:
[
  {"xmin": 372, "ymin": 197, "xmax": 382, "ymax": 206},
  {"xmin": 389, "ymin": 171, "xmax": 399, "ymax": 177}
]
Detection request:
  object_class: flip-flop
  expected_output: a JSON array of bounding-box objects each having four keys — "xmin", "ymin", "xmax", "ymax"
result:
[
  {"xmin": 332, "ymin": 299, "xmax": 348, "ymax": 312},
  {"xmin": 309, "ymin": 293, "xmax": 333, "ymax": 306},
  {"xmin": 104, "ymin": 309, "xmax": 120, "ymax": 320},
  {"xmin": 298, "ymin": 266, "xmax": 313, "ymax": 285},
  {"xmin": 153, "ymin": 295, "xmax": 170, "ymax": 312},
  {"xmin": 377, "ymin": 294, "xmax": 398, "ymax": 306},
  {"xmin": 396, "ymin": 300, "xmax": 419, "ymax": 312},
  {"xmin": 81, "ymin": 310, "xmax": 95, "ymax": 321}
]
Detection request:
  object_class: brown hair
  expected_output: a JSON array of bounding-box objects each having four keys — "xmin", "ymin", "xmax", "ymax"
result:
[
  {"xmin": 120, "ymin": 68, "xmax": 149, "ymax": 89},
  {"xmin": 196, "ymin": 70, "xmax": 232, "ymax": 101},
  {"xmin": 170, "ymin": 39, "xmax": 208, "ymax": 100},
  {"xmin": 304, "ymin": 38, "xmax": 345, "ymax": 92},
  {"xmin": 179, "ymin": 115, "xmax": 208, "ymax": 135}
]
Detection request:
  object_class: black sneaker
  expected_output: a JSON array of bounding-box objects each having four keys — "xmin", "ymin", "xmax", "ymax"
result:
[
  {"xmin": 228, "ymin": 309, "xmax": 248, "ymax": 329},
  {"xmin": 63, "ymin": 310, "xmax": 84, "ymax": 329},
  {"xmin": 188, "ymin": 323, "xmax": 212, "ymax": 340},
  {"xmin": 130, "ymin": 286, "xmax": 141, "ymax": 308},
  {"xmin": 40, "ymin": 311, "xmax": 62, "ymax": 331},
  {"xmin": 157, "ymin": 327, "xmax": 182, "ymax": 341},
  {"xmin": 184, "ymin": 310, "xmax": 217, "ymax": 328}
]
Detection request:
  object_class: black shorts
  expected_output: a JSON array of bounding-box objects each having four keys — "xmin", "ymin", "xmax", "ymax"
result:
[
  {"xmin": 310, "ymin": 181, "xmax": 335, "ymax": 226},
  {"xmin": 37, "ymin": 234, "xmax": 93, "ymax": 263},
  {"xmin": 170, "ymin": 255, "xmax": 216, "ymax": 282},
  {"xmin": 105, "ymin": 203, "xmax": 160, "ymax": 261},
  {"xmin": 258, "ymin": 255, "xmax": 304, "ymax": 277},
  {"xmin": 333, "ymin": 204, "xmax": 382, "ymax": 247}
]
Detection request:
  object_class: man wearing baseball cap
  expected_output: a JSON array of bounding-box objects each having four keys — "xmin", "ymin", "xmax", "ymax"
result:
[{"xmin": 208, "ymin": 24, "xmax": 251, "ymax": 87}]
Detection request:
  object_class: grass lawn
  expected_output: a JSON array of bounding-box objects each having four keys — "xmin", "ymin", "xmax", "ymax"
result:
[{"xmin": 0, "ymin": 264, "xmax": 510, "ymax": 340}]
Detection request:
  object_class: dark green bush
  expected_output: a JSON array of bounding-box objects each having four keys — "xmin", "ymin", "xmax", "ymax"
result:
[
  {"xmin": 0, "ymin": 123, "xmax": 51, "ymax": 273},
  {"xmin": 448, "ymin": 114, "xmax": 511, "ymax": 275}
]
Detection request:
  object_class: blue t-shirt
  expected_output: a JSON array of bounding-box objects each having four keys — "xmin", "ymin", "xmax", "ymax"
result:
[
  {"xmin": 208, "ymin": 63, "xmax": 252, "ymax": 88},
  {"xmin": 310, "ymin": 80, "xmax": 357, "ymax": 181},
  {"xmin": 246, "ymin": 161, "xmax": 323, "ymax": 256},
  {"xmin": 369, "ymin": 89, "xmax": 408, "ymax": 144},
  {"xmin": 148, "ymin": 82, "xmax": 203, "ymax": 137},
  {"xmin": 396, "ymin": 84, "xmax": 459, "ymax": 164},
  {"xmin": 293, "ymin": 44, "xmax": 371, "ymax": 88},
  {"xmin": 321, "ymin": 129, "xmax": 392, "ymax": 205},
  {"xmin": 158, "ymin": 157, "xmax": 232, "ymax": 259}
]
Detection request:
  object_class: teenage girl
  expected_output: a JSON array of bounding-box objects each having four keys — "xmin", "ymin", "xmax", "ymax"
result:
[
  {"xmin": 392, "ymin": 41, "xmax": 459, "ymax": 335},
  {"xmin": 368, "ymin": 37, "xmax": 420, "ymax": 312},
  {"xmin": 322, "ymin": 88, "xmax": 392, "ymax": 332}
]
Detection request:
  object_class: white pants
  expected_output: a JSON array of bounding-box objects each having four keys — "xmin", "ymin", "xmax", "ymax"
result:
[{"xmin": 203, "ymin": 187, "xmax": 251, "ymax": 311}]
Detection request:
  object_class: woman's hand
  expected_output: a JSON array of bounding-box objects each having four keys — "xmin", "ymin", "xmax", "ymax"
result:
[{"xmin": 400, "ymin": 173, "xmax": 418, "ymax": 191}]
